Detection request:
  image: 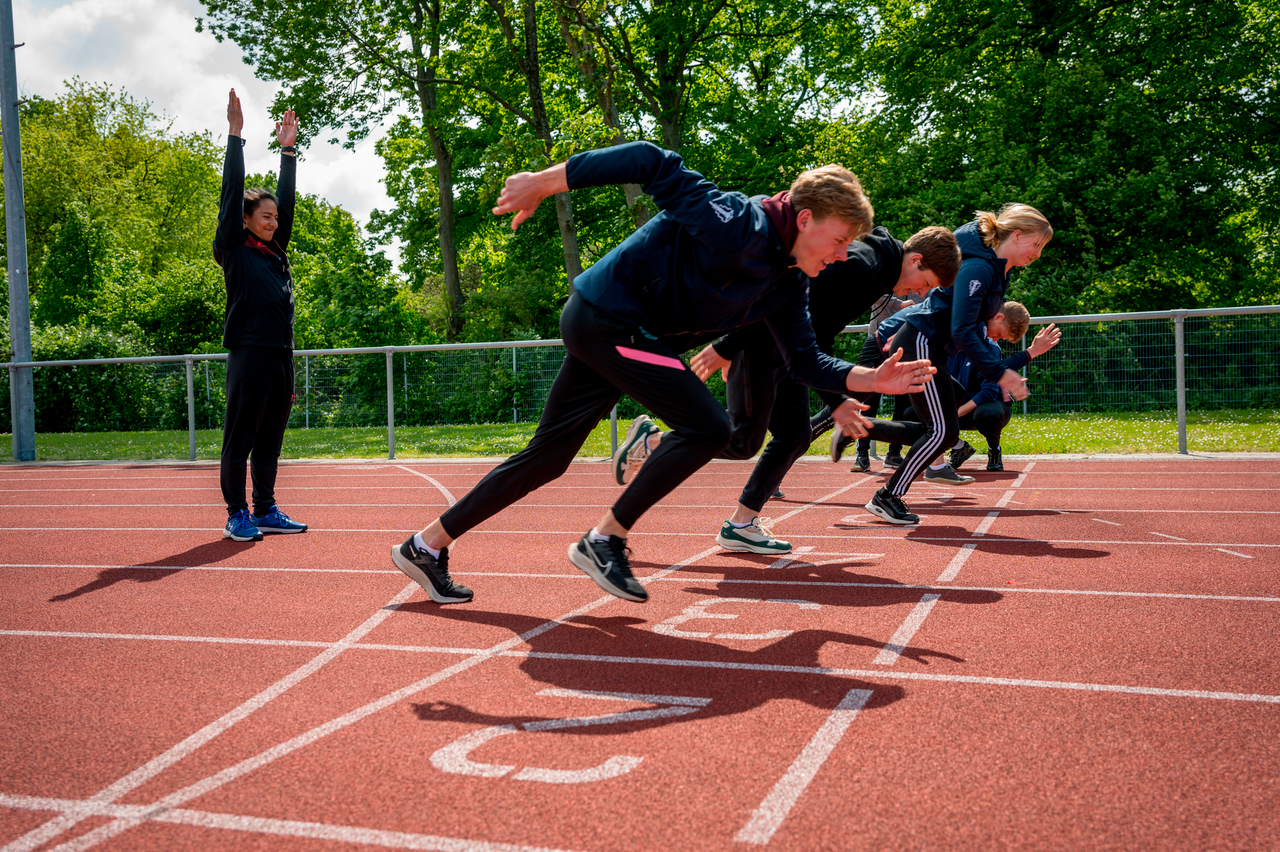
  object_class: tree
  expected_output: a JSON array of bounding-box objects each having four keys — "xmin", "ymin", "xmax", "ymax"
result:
[{"xmin": 838, "ymin": 0, "xmax": 1279, "ymax": 314}]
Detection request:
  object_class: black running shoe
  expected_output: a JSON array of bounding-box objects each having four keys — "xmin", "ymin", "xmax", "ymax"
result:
[
  {"xmin": 851, "ymin": 450, "xmax": 870, "ymax": 473},
  {"xmin": 987, "ymin": 447, "xmax": 1004, "ymax": 471},
  {"xmin": 568, "ymin": 532, "xmax": 648, "ymax": 602},
  {"xmin": 830, "ymin": 424, "xmax": 852, "ymax": 462},
  {"xmin": 391, "ymin": 538, "xmax": 474, "ymax": 603},
  {"xmin": 771, "ymin": 488, "xmax": 786, "ymax": 499},
  {"xmin": 865, "ymin": 487, "xmax": 919, "ymax": 525},
  {"xmin": 949, "ymin": 441, "xmax": 976, "ymax": 471},
  {"xmin": 883, "ymin": 450, "xmax": 904, "ymax": 470}
]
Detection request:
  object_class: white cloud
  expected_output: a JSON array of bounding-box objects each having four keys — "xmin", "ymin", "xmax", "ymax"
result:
[{"xmin": 11, "ymin": 0, "xmax": 402, "ymax": 261}]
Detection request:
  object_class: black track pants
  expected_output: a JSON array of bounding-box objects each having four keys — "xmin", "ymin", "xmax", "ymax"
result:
[
  {"xmin": 719, "ymin": 343, "xmax": 813, "ymax": 514},
  {"xmin": 439, "ymin": 293, "xmax": 732, "ymax": 537},
  {"xmin": 883, "ymin": 325, "xmax": 957, "ymax": 498},
  {"xmin": 221, "ymin": 346, "xmax": 294, "ymax": 516},
  {"xmin": 965, "ymin": 400, "xmax": 1012, "ymax": 448}
]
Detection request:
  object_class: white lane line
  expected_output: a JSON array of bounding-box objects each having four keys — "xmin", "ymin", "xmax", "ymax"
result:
[
  {"xmin": 1216, "ymin": 548, "xmax": 1254, "ymax": 559},
  {"xmin": 1151, "ymin": 532, "xmax": 1187, "ymax": 541},
  {"xmin": 512, "ymin": 651, "xmax": 1280, "ymax": 704},
  {"xmin": 934, "ymin": 463, "xmax": 1035, "ymax": 585},
  {"xmin": 1092, "ymin": 518, "xmax": 1123, "ymax": 526},
  {"xmin": 0, "ymin": 582, "xmax": 423, "ymax": 852},
  {"xmin": 396, "ymin": 466, "xmax": 459, "ymax": 506},
  {"xmin": 936, "ymin": 544, "xmax": 977, "ymax": 583},
  {"xmin": 972, "ymin": 512, "xmax": 1000, "ymax": 536},
  {"xmin": 735, "ymin": 688, "xmax": 874, "ymax": 845},
  {"xmin": 35, "ymin": 546, "xmax": 723, "ymax": 852},
  {"xmin": 873, "ymin": 594, "xmax": 942, "ymax": 665},
  {"xmin": 0, "ymin": 794, "xmax": 582, "ymax": 852},
  {"xmin": 764, "ymin": 546, "xmax": 816, "ymax": 570},
  {"xmin": 0, "ymin": 630, "xmax": 488, "ymax": 654}
]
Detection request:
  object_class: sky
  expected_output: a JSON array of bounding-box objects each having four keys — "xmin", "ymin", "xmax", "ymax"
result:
[{"xmin": 11, "ymin": 0, "xmax": 399, "ymax": 257}]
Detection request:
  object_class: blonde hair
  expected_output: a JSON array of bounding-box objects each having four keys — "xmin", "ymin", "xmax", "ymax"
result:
[
  {"xmin": 1001, "ymin": 300, "xmax": 1031, "ymax": 339},
  {"xmin": 789, "ymin": 165, "xmax": 874, "ymax": 240},
  {"xmin": 975, "ymin": 203, "xmax": 1052, "ymax": 249}
]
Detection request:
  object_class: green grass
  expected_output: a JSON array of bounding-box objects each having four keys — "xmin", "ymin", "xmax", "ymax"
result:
[{"xmin": 3, "ymin": 410, "xmax": 1278, "ymax": 462}]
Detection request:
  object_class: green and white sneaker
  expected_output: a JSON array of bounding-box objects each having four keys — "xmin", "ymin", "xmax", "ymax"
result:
[
  {"xmin": 715, "ymin": 517, "xmax": 793, "ymax": 554},
  {"xmin": 612, "ymin": 415, "xmax": 660, "ymax": 485}
]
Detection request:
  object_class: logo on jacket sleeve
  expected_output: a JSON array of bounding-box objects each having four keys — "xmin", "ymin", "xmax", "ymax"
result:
[
  {"xmin": 709, "ymin": 200, "xmax": 734, "ymax": 223},
  {"xmin": 969, "ymin": 279, "xmax": 983, "ymax": 297}
]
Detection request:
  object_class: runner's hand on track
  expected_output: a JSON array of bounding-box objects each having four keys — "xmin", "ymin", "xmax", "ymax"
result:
[
  {"xmin": 691, "ymin": 343, "xmax": 731, "ymax": 383},
  {"xmin": 832, "ymin": 398, "xmax": 872, "ymax": 439}
]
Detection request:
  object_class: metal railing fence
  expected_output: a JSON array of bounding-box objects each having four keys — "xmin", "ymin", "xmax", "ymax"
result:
[{"xmin": 4, "ymin": 305, "xmax": 1278, "ymax": 459}]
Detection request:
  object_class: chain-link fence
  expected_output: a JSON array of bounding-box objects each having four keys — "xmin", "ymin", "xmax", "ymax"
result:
[{"xmin": 4, "ymin": 306, "xmax": 1279, "ymax": 458}]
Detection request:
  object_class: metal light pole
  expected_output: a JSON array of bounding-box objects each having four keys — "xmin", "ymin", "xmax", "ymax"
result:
[{"xmin": 0, "ymin": 0, "xmax": 33, "ymax": 461}]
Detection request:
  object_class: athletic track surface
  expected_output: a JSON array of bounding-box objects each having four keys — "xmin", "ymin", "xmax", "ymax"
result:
[{"xmin": 2, "ymin": 455, "xmax": 1278, "ymax": 852}]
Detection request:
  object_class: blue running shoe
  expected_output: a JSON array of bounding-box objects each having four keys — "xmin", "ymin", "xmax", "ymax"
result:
[
  {"xmin": 254, "ymin": 506, "xmax": 308, "ymax": 534},
  {"xmin": 224, "ymin": 509, "xmax": 263, "ymax": 542}
]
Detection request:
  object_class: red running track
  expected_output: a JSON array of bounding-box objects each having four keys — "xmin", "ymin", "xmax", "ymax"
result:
[{"xmin": 2, "ymin": 455, "xmax": 1278, "ymax": 852}]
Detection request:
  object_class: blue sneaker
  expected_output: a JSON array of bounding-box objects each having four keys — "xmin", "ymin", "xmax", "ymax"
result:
[
  {"xmin": 254, "ymin": 506, "xmax": 308, "ymax": 534},
  {"xmin": 224, "ymin": 509, "xmax": 263, "ymax": 542}
]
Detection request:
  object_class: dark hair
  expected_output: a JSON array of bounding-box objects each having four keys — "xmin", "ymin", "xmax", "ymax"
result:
[
  {"xmin": 243, "ymin": 187, "xmax": 277, "ymax": 216},
  {"xmin": 903, "ymin": 226, "xmax": 962, "ymax": 288}
]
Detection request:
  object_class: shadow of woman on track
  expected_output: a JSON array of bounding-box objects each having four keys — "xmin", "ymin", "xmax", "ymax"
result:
[{"xmin": 48, "ymin": 540, "xmax": 251, "ymax": 602}]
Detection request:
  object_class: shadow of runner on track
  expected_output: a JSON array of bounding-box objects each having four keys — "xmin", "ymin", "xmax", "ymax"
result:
[
  {"xmin": 47, "ymin": 540, "xmax": 252, "ymax": 602},
  {"xmin": 395, "ymin": 608, "xmax": 958, "ymax": 734},
  {"xmin": 904, "ymin": 525, "xmax": 1110, "ymax": 560},
  {"xmin": 657, "ymin": 556, "xmax": 1005, "ymax": 610}
]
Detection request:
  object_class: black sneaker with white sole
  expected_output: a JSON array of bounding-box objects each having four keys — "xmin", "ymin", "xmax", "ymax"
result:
[
  {"xmin": 987, "ymin": 447, "xmax": 1004, "ymax": 471},
  {"xmin": 851, "ymin": 450, "xmax": 870, "ymax": 473},
  {"xmin": 923, "ymin": 464, "xmax": 975, "ymax": 485},
  {"xmin": 949, "ymin": 441, "xmax": 976, "ymax": 470},
  {"xmin": 391, "ymin": 538, "xmax": 474, "ymax": 603},
  {"xmin": 568, "ymin": 532, "xmax": 648, "ymax": 602},
  {"xmin": 865, "ymin": 487, "xmax": 919, "ymax": 525},
  {"xmin": 882, "ymin": 450, "xmax": 904, "ymax": 470}
]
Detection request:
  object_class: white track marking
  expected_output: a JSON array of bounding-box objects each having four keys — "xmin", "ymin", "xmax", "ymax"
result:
[
  {"xmin": 735, "ymin": 688, "xmax": 874, "ymax": 844},
  {"xmin": 1092, "ymin": 518, "xmax": 1123, "ymax": 526},
  {"xmin": 1216, "ymin": 548, "xmax": 1254, "ymax": 558},
  {"xmin": 1151, "ymin": 532, "xmax": 1187, "ymax": 540},
  {"xmin": 509, "ymin": 651, "xmax": 1280, "ymax": 704},
  {"xmin": 32, "ymin": 545, "xmax": 721, "ymax": 852},
  {"xmin": 936, "ymin": 544, "xmax": 977, "ymax": 583},
  {"xmin": 396, "ymin": 466, "xmax": 459, "ymax": 506},
  {"xmin": 0, "ymin": 794, "xmax": 583, "ymax": 852},
  {"xmin": 1, "ymin": 582, "xmax": 423, "ymax": 852},
  {"xmin": 764, "ymin": 545, "xmax": 815, "ymax": 570},
  {"xmin": 933, "ymin": 463, "xmax": 1034, "ymax": 586},
  {"xmin": 873, "ymin": 594, "xmax": 942, "ymax": 665}
]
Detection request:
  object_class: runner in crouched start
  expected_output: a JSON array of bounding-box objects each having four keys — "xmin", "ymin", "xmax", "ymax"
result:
[
  {"xmin": 389, "ymin": 142, "xmax": 935, "ymax": 604},
  {"xmin": 868, "ymin": 300, "xmax": 1062, "ymax": 481},
  {"xmin": 613, "ymin": 225, "xmax": 961, "ymax": 554},
  {"xmin": 864, "ymin": 204, "xmax": 1053, "ymax": 525}
]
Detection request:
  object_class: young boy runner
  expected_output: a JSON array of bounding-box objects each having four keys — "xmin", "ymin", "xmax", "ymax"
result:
[
  {"xmin": 614, "ymin": 226, "xmax": 961, "ymax": 554},
  {"xmin": 863, "ymin": 205, "xmax": 1053, "ymax": 524},
  {"xmin": 936, "ymin": 303, "xmax": 1061, "ymax": 472},
  {"xmin": 390, "ymin": 142, "xmax": 936, "ymax": 604}
]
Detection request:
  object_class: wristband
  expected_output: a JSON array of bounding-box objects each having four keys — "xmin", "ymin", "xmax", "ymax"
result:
[{"xmin": 281, "ymin": 146, "xmax": 296, "ymax": 153}]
